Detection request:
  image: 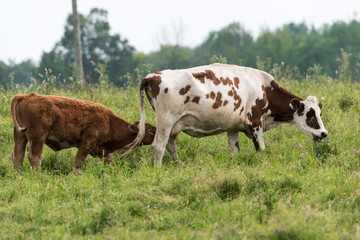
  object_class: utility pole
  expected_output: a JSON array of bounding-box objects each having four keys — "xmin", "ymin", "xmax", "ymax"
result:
[{"xmin": 72, "ymin": 0, "xmax": 84, "ymax": 84}]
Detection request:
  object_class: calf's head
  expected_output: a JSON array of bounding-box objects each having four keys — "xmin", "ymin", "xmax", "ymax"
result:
[
  {"xmin": 129, "ymin": 121, "xmax": 156, "ymax": 145},
  {"xmin": 290, "ymin": 96, "xmax": 328, "ymax": 141}
]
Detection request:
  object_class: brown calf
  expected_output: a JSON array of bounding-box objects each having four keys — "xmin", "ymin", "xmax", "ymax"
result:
[{"xmin": 10, "ymin": 93, "xmax": 156, "ymax": 169}]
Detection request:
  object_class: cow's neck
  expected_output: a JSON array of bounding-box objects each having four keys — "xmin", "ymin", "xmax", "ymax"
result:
[
  {"xmin": 110, "ymin": 117, "xmax": 137, "ymax": 148},
  {"xmin": 265, "ymin": 81, "xmax": 302, "ymax": 123}
]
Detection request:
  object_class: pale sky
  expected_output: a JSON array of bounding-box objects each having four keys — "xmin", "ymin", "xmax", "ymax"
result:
[{"xmin": 1, "ymin": 0, "xmax": 359, "ymax": 64}]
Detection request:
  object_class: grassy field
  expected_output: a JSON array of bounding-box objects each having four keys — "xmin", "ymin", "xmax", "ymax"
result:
[{"xmin": 0, "ymin": 77, "xmax": 360, "ymax": 239}]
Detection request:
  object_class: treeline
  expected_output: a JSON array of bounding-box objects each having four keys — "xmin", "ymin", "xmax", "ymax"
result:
[{"xmin": 1, "ymin": 8, "xmax": 360, "ymax": 87}]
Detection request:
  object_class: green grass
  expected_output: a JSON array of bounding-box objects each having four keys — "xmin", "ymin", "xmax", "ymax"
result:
[{"xmin": 1, "ymin": 79, "xmax": 360, "ymax": 239}]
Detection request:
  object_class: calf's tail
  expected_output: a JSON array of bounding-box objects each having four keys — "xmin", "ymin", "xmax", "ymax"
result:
[
  {"xmin": 11, "ymin": 95, "xmax": 27, "ymax": 132},
  {"xmin": 118, "ymin": 81, "xmax": 147, "ymax": 158}
]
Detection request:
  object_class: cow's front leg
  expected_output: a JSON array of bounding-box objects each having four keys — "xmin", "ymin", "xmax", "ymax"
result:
[
  {"xmin": 227, "ymin": 131, "xmax": 239, "ymax": 154},
  {"xmin": 74, "ymin": 139, "xmax": 95, "ymax": 170},
  {"xmin": 250, "ymin": 126, "xmax": 265, "ymax": 152}
]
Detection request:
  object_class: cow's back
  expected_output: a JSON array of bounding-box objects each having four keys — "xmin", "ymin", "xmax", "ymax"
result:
[
  {"xmin": 14, "ymin": 93, "xmax": 113, "ymax": 141},
  {"xmin": 145, "ymin": 64, "xmax": 274, "ymax": 135}
]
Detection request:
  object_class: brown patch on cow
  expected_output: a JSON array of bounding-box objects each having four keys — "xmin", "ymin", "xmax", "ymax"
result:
[
  {"xmin": 192, "ymin": 96, "xmax": 200, "ymax": 104},
  {"xmin": 318, "ymin": 102, "xmax": 323, "ymax": 110},
  {"xmin": 230, "ymin": 87, "xmax": 242, "ymax": 112},
  {"xmin": 306, "ymin": 108, "xmax": 320, "ymax": 129},
  {"xmin": 193, "ymin": 70, "xmax": 235, "ymax": 87},
  {"xmin": 223, "ymin": 100, "xmax": 228, "ymax": 106},
  {"xmin": 234, "ymin": 77, "xmax": 240, "ymax": 89},
  {"xmin": 179, "ymin": 85, "xmax": 191, "ymax": 95},
  {"xmin": 264, "ymin": 80, "xmax": 304, "ymax": 122},
  {"xmin": 154, "ymin": 72, "xmax": 162, "ymax": 74},
  {"xmin": 205, "ymin": 70, "xmax": 218, "ymax": 85},
  {"xmin": 228, "ymin": 90, "xmax": 233, "ymax": 97},
  {"xmin": 212, "ymin": 92, "xmax": 223, "ymax": 109},
  {"xmin": 252, "ymin": 135, "xmax": 260, "ymax": 151},
  {"xmin": 192, "ymin": 72, "xmax": 205, "ymax": 83},
  {"xmin": 210, "ymin": 92, "xmax": 216, "ymax": 100},
  {"xmin": 140, "ymin": 75, "xmax": 162, "ymax": 99},
  {"xmin": 297, "ymin": 103, "xmax": 305, "ymax": 116},
  {"xmin": 206, "ymin": 93, "xmax": 210, "ymax": 99},
  {"xmin": 235, "ymin": 141, "xmax": 239, "ymax": 151},
  {"xmin": 240, "ymin": 107, "xmax": 244, "ymax": 115},
  {"xmin": 164, "ymin": 88, "xmax": 168, "ymax": 93},
  {"xmin": 247, "ymin": 88, "xmax": 268, "ymax": 129},
  {"xmin": 184, "ymin": 96, "xmax": 190, "ymax": 104},
  {"xmin": 220, "ymin": 77, "xmax": 233, "ymax": 86}
]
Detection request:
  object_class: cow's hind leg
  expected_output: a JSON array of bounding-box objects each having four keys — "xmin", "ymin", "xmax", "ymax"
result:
[
  {"xmin": 28, "ymin": 137, "xmax": 46, "ymax": 169},
  {"xmin": 11, "ymin": 127, "xmax": 28, "ymax": 168},
  {"xmin": 152, "ymin": 117, "xmax": 174, "ymax": 166},
  {"xmin": 166, "ymin": 136, "xmax": 180, "ymax": 163},
  {"xmin": 227, "ymin": 131, "xmax": 239, "ymax": 155}
]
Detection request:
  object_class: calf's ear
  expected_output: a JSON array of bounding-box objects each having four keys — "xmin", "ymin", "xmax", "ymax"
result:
[{"xmin": 128, "ymin": 124, "xmax": 139, "ymax": 133}]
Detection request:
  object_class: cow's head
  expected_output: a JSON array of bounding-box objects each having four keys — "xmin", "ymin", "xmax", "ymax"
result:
[
  {"xmin": 129, "ymin": 121, "xmax": 156, "ymax": 145},
  {"xmin": 290, "ymin": 96, "xmax": 328, "ymax": 141}
]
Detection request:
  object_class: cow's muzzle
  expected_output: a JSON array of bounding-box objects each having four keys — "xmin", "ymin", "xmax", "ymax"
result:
[{"xmin": 313, "ymin": 132, "xmax": 328, "ymax": 141}]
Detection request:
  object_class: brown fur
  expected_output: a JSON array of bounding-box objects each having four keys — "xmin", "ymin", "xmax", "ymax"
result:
[
  {"xmin": 10, "ymin": 93, "xmax": 156, "ymax": 170},
  {"xmin": 192, "ymin": 96, "xmax": 200, "ymax": 104},
  {"xmin": 140, "ymin": 75, "xmax": 162, "ymax": 99},
  {"xmin": 264, "ymin": 81, "xmax": 304, "ymax": 122},
  {"xmin": 179, "ymin": 85, "xmax": 191, "ymax": 95}
]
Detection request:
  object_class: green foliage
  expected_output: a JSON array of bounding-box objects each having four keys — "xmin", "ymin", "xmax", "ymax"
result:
[
  {"xmin": 338, "ymin": 94, "xmax": 355, "ymax": 111},
  {"xmin": 337, "ymin": 48, "xmax": 352, "ymax": 83},
  {"xmin": 210, "ymin": 55, "xmax": 227, "ymax": 64},
  {"xmin": 213, "ymin": 177, "xmax": 240, "ymax": 201}
]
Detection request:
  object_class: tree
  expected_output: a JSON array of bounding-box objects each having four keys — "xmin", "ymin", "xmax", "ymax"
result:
[
  {"xmin": 147, "ymin": 45, "xmax": 196, "ymax": 70},
  {"xmin": 71, "ymin": 0, "xmax": 84, "ymax": 83},
  {"xmin": 195, "ymin": 23, "xmax": 255, "ymax": 66},
  {"xmin": 0, "ymin": 61, "xmax": 8, "ymax": 86},
  {"xmin": 39, "ymin": 8, "xmax": 135, "ymax": 86}
]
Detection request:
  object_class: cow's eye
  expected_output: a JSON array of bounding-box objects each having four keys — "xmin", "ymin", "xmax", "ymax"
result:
[{"xmin": 306, "ymin": 110, "xmax": 315, "ymax": 118}]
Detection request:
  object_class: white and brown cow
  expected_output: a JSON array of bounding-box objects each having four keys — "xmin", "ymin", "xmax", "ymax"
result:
[
  {"xmin": 132, "ymin": 63, "xmax": 327, "ymax": 165},
  {"xmin": 10, "ymin": 93, "xmax": 156, "ymax": 169}
]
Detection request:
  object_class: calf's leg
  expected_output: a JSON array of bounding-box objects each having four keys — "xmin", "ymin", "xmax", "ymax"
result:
[
  {"xmin": 74, "ymin": 135, "xmax": 98, "ymax": 170},
  {"xmin": 11, "ymin": 127, "xmax": 28, "ymax": 168},
  {"xmin": 74, "ymin": 144, "xmax": 92, "ymax": 170},
  {"xmin": 166, "ymin": 136, "xmax": 180, "ymax": 162}
]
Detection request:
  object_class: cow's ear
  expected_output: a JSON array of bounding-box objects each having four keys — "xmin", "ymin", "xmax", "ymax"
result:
[
  {"xmin": 290, "ymin": 98, "xmax": 301, "ymax": 110},
  {"xmin": 128, "ymin": 123, "xmax": 139, "ymax": 133},
  {"xmin": 318, "ymin": 102, "xmax": 323, "ymax": 110}
]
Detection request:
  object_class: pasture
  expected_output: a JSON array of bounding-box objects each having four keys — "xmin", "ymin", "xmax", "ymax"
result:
[{"xmin": 0, "ymin": 77, "xmax": 359, "ymax": 239}]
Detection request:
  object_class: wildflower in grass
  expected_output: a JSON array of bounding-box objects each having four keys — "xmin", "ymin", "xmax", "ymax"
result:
[{"xmin": 343, "ymin": 192, "xmax": 346, "ymax": 195}]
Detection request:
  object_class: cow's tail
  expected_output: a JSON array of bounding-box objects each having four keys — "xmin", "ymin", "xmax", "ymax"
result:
[
  {"xmin": 118, "ymin": 81, "xmax": 147, "ymax": 158},
  {"xmin": 11, "ymin": 95, "xmax": 27, "ymax": 132}
]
